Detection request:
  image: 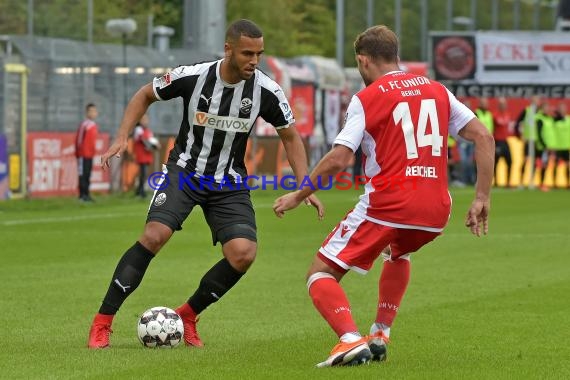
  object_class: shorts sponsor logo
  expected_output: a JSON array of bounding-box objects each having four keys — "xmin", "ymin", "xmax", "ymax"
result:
[
  {"xmin": 193, "ymin": 112, "xmax": 251, "ymax": 133},
  {"xmin": 340, "ymin": 224, "xmax": 350, "ymax": 238},
  {"xmin": 240, "ymin": 98, "xmax": 252, "ymax": 114},
  {"xmin": 157, "ymin": 73, "xmax": 171, "ymax": 89},
  {"xmin": 154, "ymin": 192, "xmax": 167, "ymax": 206}
]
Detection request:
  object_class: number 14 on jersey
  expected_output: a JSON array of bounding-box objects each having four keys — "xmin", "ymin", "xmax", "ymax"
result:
[{"xmin": 393, "ymin": 99, "xmax": 443, "ymax": 159}]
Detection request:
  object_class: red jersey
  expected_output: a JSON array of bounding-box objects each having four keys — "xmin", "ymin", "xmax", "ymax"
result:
[
  {"xmin": 335, "ymin": 71, "xmax": 475, "ymax": 231},
  {"xmin": 493, "ymin": 110, "xmax": 512, "ymax": 141},
  {"xmin": 133, "ymin": 125, "xmax": 155, "ymax": 165},
  {"xmin": 75, "ymin": 119, "xmax": 98, "ymax": 158}
]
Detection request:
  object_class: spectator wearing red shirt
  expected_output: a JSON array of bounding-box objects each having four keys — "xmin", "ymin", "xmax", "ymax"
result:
[
  {"xmin": 75, "ymin": 103, "xmax": 99, "ymax": 202},
  {"xmin": 493, "ymin": 97, "xmax": 513, "ymax": 187},
  {"xmin": 133, "ymin": 113, "xmax": 160, "ymax": 198}
]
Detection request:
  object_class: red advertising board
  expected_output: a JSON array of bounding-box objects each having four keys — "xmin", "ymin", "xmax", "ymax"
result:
[
  {"xmin": 27, "ymin": 132, "xmax": 110, "ymax": 198},
  {"xmin": 290, "ymin": 84, "xmax": 315, "ymax": 137},
  {"xmin": 255, "ymin": 83, "xmax": 315, "ymax": 137}
]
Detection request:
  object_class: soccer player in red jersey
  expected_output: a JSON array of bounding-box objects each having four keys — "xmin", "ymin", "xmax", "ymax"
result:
[
  {"xmin": 75, "ymin": 103, "xmax": 99, "ymax": 202},
  {"xmin": 273, "ymin": 25, "xmax": 495, "ymax": 367}
]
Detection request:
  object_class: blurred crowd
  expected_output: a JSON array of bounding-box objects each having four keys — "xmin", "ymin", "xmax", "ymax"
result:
[{"xmin": 448, "ymin": 96, "xmax": 570, "ymax": 190}]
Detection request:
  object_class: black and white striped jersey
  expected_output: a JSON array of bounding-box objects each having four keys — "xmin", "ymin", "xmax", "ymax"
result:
[{"xmin": 152, "ymin": 59, "xmax": 295, "ymax": 183}]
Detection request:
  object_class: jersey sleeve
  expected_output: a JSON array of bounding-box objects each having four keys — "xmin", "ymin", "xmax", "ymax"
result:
[
  {"xmin": 333, "ymin": 95, "xmax": 365, "ymax": 152},
  {"xmin": 446, "ymin": 89, "xmax": 476, "ymax": 138},
  {"xmin": 259, "ymin": 85, "xmax": 295, "ymax": 129},
  {"xmin": 152, "ymin": 66, "xmax": 191, "ymax": 101}
]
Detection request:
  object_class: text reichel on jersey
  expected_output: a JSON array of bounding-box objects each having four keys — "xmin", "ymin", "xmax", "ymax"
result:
[{"xmin": 153, "ymin": 59, "xmax": 295, "ymax": 183}]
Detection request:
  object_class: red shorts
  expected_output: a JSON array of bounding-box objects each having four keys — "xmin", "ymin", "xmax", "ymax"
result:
[{"xmin": 318, "ymin": 210, "xmax": 441, "ymax": 274}]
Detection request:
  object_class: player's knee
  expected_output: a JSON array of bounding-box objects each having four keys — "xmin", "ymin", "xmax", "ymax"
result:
[
  {"xmin": 306, "ymin": 272, "xmax": 336, "ymax": 290},
  {"xmin": 224, "ymin": 240, "xmax": 257, "ymax": 272},
  {"xmin": 139, "ymin": 223, "xmax": 172, "ymax": 253}
]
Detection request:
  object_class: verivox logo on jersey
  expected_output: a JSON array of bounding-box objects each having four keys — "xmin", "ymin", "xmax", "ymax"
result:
[{"xmin": 193, "ymin": 112, "xmax": 251, "ymax": 133}]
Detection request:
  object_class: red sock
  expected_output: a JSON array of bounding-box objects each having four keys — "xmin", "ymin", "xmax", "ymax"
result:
[
  {"xmin": 308, "ymin": 275, "xmax": 358, "ymax": 338},
  {"xmin": 177, "ymin": 302, "xmax": 198, "ymax": 320},
  {"xmin": 376, "ymin": 258, "xmax": 410, "ymax": 326},
  {"xmin": 94, "ymin": 313, "xmax": 114, "ymax": 325}
]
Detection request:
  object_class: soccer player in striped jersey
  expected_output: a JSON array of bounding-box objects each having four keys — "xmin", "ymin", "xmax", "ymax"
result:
[
  {"xmin": 88, "ymin": 19, "xmax": 323, "ymax": 349},
  {"xmin": 273, "ymin": 25, "xmax": 494, "ymax": 367}
]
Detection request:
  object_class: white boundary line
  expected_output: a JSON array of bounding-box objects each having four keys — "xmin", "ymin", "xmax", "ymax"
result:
[{"xmin": 1, "ymin": 212, "xmax": 142, "ymax": 226}]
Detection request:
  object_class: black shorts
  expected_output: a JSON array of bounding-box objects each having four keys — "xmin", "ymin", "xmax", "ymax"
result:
[
  {"xmin": 494, "ymin": 140, "xmax": 511, "ymax": 161},
  {"xmin": 523, "ymin": 142, "xmax": 543, "ymax": 158},
  {"xmin": 147, "ymin": 163, "xmax": 257, "ymax": 245},
  {"xmin": 555, "ymin": 150, "xmax": 570, "ymax": 162}
]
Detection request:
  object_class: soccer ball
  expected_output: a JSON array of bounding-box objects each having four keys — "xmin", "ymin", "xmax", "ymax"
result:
[{"xmin": 137, "ymin": 306, "xmax": 184, "ymax": 348}]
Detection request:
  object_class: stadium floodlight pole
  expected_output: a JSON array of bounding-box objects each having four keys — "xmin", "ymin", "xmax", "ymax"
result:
[
  {"xmin": 491, "ymin": 0, "xmax": 498, "ymax": 30},
  {"xmin": 27, "ymin": 0, "xmax": 33, "ymax": 38},
  {"xmin": 105, "ymin": 18, "xmax": 137, "ymax": 111},
  {"xmin": 395, "ymin": 0, "xmax": 402, "ymax": 47},
  {"xmin": 513, "ymin": 0, "xmax": 521, "ymax": 30},
  {"xmin": 421, "ymin": 0, "xmax": 427, "ymax": 61},
  {"xmin": 87, "ymin": 0, "xmax": 93, "ymax": 44},
  {"xmin": 367, "ymin": 0, "xmax": 374, "ymax": 27},
  {"xmin": 470, "ymin": 0, "xmax": 477, "ymax": 31},
  {"xmin": 447, "ymin": 0, "xmax": 453, "ymax": 30},
  {"xmin": 336, "ymin": 0, "xmax": 344, "ymax": 67}
]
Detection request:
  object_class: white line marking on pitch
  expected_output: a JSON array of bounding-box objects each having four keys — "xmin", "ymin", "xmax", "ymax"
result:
[{"xmin": 0, "ymin": 212, "xmax": 142, "ymax": 226}]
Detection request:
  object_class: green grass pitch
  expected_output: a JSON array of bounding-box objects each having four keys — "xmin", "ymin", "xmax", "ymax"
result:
[{"xmin": 0, "ymin": 188, "xmax": 569, "ymax": 379}]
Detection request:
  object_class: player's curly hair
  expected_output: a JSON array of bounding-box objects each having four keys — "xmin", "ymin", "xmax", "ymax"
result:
[
  {"xmin": 226, "ymin": 19, "xmax": 263, "ymax": 43},
  {"xmin": 354, "ymin": 25, "xmax": 399, "ymax": 63}
]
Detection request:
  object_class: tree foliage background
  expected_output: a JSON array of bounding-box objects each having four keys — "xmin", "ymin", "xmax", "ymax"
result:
[{"xmin": 0, "ymin": 0, "xmax": 560, "ymax": 66}]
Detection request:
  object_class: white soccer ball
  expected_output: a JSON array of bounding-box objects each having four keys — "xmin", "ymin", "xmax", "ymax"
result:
[{"xmin": 137, "ymin": 306, "xmax": 184, "ymax": 348}]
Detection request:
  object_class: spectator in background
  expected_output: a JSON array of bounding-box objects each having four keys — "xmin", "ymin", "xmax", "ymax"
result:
[
  {"xmin": 458, "ymin": 99, "xmax": 476, "ymax": 185},
  {"xmin": 475, "ymin": 97, "xmax": 494, "ymax": 135},
  {"xmin": 539, "ymin": 102, "xmax": 557, "ymax": 191},
  {"xmin": 492, "ymin": 97, "xmax": 513, "ymax": 188},
  {"xmin": 75, "ymin": 103, "xmax": 99, "ymax": 202},
  {"xmin": 447, "ymin": 136, "xmax": 464, "ymax": 187},
  {"xmin": 133, "ymin": 113, "xmax": 160, "ymax": 198},
  {"xmin": 551, "ymin": 103, "xmax": 570, "ymax": 188},
  {"xmin": 515, "ymin": 97, "xmax": 549, "ymax": 190}
]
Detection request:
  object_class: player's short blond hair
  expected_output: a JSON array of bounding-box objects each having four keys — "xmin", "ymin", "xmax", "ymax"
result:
[{"xmin": 354, "ymin": 25, "xmax": 399, "ymax": 63}]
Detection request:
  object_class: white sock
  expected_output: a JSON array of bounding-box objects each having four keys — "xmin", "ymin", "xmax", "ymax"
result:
[
  {"xmin": 370, "ymin": 322, "xmax": 391, "ymax": 338},
  {"xmin": 340, "ymin": 332, "xmax": 362, "ymax": 343}
]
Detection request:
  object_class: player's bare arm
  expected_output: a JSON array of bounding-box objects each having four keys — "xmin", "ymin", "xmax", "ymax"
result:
[
  {"xmin": 273, "ymin": 144, "xmax": 353, "ymax": 218},
  {"xmin": 458, "ymin": 117, "xmax": 495, "ymax": 237},
  {"xmin": 101, "ymin": 83, "xmax": 158, "ymax": 169},
  {"xmin": 276, "ymin": 126, "xmax": 324, "ymax": 219}
]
